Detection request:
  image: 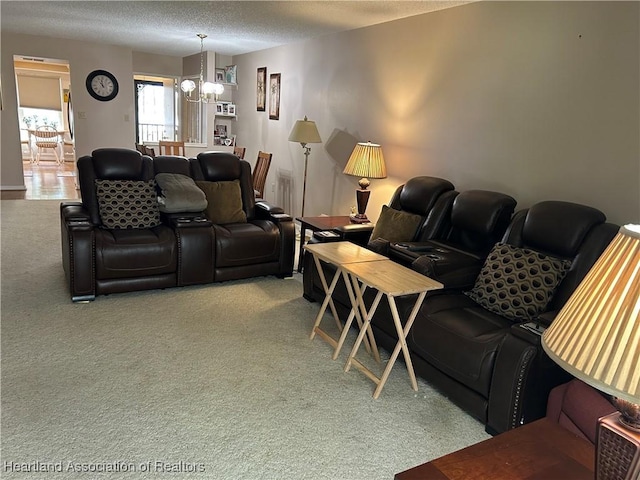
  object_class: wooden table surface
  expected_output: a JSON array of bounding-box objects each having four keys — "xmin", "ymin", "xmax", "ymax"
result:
[
  {"xmin": 296, "ymin": 215, "xmax": 354, "ymax": 230},
  {"xmin": 343, "ymin": 258, "xmax": 443, "ymax": 296},
  {"xmin": 304, "ymin": 241, "xmax": 387, "ymax": 266},
  {"xmin": 395, "ymin": 418, "xmax": 595, "ymax": 480},
  {"xmin": 295, "ymin": 216, "xmax": 356, "ymax": 272}
]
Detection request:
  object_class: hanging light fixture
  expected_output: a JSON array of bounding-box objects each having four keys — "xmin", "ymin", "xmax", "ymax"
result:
[{"xmin": 180, "ymin": 34, "xmax": 224, "ymax": 103}]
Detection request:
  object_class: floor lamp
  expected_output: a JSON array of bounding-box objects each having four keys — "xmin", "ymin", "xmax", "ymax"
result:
[
  {"xmin": 541, "ymin": 224, "xmax": 640, "ymax": 480},
  {"xmin": 288, "ymin": 116, "xmax": 321, "ymax": 217}
]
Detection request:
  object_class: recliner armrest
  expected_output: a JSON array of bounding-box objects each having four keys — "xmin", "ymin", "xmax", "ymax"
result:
[
  {"xmin": 255, "ymin": 200, "xmax": 285, "ymax": 215},
  {"xmin": 255, "ymin": 201, "xmax": 291, "ymax": 222},
  {"xmin": 536, "ymin": 310, "xmax": 558, "ymax": 327},
  {"xmin": 61, "ymin": 202, "xmax": 93, "ymax": 225},
  {"xmin": 335, "ymin": 223, "xmax": 374, "ymax": 235},
  {"xmin": 334, "ymin": 223, "xmax": 375, "ymax": 246},
  {"xmin": 60, "ymin": 202, "xmax": 96, "ymax": 302},
  {"xmin": 486, "ymin": 324, "xmax": 572, "ymax": 435}
]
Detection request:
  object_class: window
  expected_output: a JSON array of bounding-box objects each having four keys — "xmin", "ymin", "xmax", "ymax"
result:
[
  {"xmin": 134, "ymin": 75, "xmax": 206, "ymax": 145},
  {"xmin": 135, "ymin": 77, "xmax": 176, "ymax": 143}
]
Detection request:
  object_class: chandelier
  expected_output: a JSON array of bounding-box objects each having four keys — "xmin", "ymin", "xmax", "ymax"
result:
[{"xmin": 180, "ymin": 34, "xmax": 224, "ymax": 103}]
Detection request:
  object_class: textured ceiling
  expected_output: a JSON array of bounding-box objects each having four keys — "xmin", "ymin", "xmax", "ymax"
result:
[{"xmin": 1, "ymin": 1, "xmax": 471, "ymax": 57}]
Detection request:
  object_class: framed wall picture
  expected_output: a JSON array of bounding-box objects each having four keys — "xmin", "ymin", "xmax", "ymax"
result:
[
  {"xmin": 228, "ymin": 104, "xmax": 236, "ymax": 115},
  {"xmin": 216, "ymin": 103, "xmax": 223, "ymax": 114},
  {"xmin": 215, "ymin": 68, "xmax": 225, "ymax": 83},
  {"xmin": 269, "ymin": 73, "xmax": 281, "ymax": 120},
  {"xmin": 224, "ymin": 65, "xmax": 237, "ymax": 84},
  {"xmin": 214, "ymin": 124, "xmax": 227, "ymax": 137},
  {"xmin": 256, "ymin": 67, "xmax": 266, "ymax": 111}
]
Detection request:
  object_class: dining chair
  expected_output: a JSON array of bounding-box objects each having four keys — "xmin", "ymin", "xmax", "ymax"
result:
[
  {"xmin": 158, "ymin": 140, "xmax": 186, "ymax": 156},
  {"xmin": 20, "ymin": 130, "xmax": 34, "ymax": 162},
  {"xmin": 252, "ymin": 151, "xmax": 272, "ymax": 199},
  {"xmin": 135, "ymin": 143, "xmax": 156, "ymax": 158},
  {"xmin": 63, "ymin": 133, "xmax": 76, "ymax": 161},
  {"xmin": 233, "ymin": 146, "xmax": 246, "ymax": 159},
  {"xmin": 33, "ymin": 125, "xmax": 61, "ymax": 165}
]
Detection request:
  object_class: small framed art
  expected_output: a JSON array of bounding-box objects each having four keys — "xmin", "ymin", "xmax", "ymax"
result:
[
  {"xmin": 224, "ymin": 65, "xmax": 237, "ymax": 84},
  {"xmin": 269, "ymin": 73, "xmax": 281, "ymax": 120},
  {"xmin": 228, "ymin": 104, "xmax": 236, "ymax": 116},
  {"xmin": 256, "ymin": 67, "xmax": 266, "ymax": 111},
  {"xmin": 215, "ymin": 68, "xmax": 225, "ymax": 83}
]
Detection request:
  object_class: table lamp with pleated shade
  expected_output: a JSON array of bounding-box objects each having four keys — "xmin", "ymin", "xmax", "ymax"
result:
[
  {"xmin": 343, "ymin": 141, "xmax": 387, "ymax": 223},
  {"xmin": 542, "ymin": 224, "xmax": 640, "ymax": 480}
]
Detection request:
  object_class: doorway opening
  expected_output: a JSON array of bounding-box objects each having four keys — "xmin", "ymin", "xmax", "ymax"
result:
[{"xmin": 13, "ymin": 55, "xmax": 78, "ymax": 200}]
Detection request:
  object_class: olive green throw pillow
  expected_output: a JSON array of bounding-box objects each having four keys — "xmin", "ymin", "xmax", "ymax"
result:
[
  {"xmin": 196, "ymin": 180, "xmax": 247, "ymax": 224},
  {"xmin": 369, "ymin": 205, "xmax": 422, "ymax": 243}
]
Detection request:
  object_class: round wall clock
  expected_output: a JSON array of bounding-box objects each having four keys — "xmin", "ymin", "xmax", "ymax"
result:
[{"xmin": 85, "ymin": 69, "xmax": 119, "ymax": 101}]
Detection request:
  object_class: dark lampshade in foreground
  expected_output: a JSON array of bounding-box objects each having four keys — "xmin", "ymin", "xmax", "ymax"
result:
[
  {"xmin": 542, "ymin": 224, "xmax": 640, "ymax": 480},
  {"xmin": 343, "ymin": 142, "xmax": 387, "ymax": 223}
]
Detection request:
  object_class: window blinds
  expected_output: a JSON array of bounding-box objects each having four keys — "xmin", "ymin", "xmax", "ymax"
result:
[{"xmin": 16, "ymin": 75, "xmax": 62, "ymax": 110}]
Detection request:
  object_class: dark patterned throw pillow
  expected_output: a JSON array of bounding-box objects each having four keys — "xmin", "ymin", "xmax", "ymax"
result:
[
  {"xmin": 95, "ymin": 179, "xmax": 161, "ymax": 229},
  {"xmin": 464, "ymin": 243, "xmax": 572, "ymax": 321}
]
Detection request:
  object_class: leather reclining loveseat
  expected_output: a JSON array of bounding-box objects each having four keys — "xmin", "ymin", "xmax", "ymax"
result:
[
  {"xmin": 303, "ymin": 177, "xmax": 618, "ymax": 435},
  {"xmin": 60, "ymin": 148, "xmax": 295, "ymax": 301}
]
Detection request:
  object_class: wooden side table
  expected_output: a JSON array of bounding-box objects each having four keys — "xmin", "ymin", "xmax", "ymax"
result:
[
  {"xmin": 295, "ymin": 216, "xmax": 356, "ymax": 273},
  {"xmin": 395, "ymin": 418, "xmax": 595, "ymax": 480}
]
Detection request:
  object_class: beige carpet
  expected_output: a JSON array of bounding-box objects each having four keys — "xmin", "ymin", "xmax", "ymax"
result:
[{"xmin": 0, "ymin": 200, "xmax": 489, "ymax": 479}]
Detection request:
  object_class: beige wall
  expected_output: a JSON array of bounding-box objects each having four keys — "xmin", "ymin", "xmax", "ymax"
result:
[
  {"xmin": 1, "ymin": 34, "xmax": 232, "ymax": 190},
  {"xmin": 1, "ymin": 33, "xmax": 137, "ymax": 190},
  {"xmin": 233, "ymin": 1, "xmax": 639, "ymax": 225},
  {"xmin": 2, "ymin": 2, "xmax": 638, "ymax": 227}
]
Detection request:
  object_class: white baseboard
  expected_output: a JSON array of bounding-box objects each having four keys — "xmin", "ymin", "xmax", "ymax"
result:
[{"xmin": 1, "ymin": 185, "xmax": 27, "ymax": 191}]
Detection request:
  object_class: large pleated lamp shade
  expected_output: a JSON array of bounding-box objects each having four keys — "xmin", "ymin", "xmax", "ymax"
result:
[
  {"xmin": 542, "ymin": 224, "xmax": 640, "ymax": 480},
  {"xmin": 343, "ymin": 142, "xmax": 387, "ymax": 223}
]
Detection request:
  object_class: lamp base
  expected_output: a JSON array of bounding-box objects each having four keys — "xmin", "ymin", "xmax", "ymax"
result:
[
  {"xmin": 353, "ymin": 188, "xmax": 371, "ymax": 223},
  {"xmin": 597, "ymin": 412, "xmax": 640, "ymax": 480},
  {"xmin": 349, "ymin": 214, "xmax": 371, "ymax": 224},
  {"xmin": 613, "ymin": 397, "xmax": 640, "ymax": 431}
]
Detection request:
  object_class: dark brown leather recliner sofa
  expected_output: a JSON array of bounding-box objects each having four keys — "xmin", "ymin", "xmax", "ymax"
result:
[
  {"xmin": 60, "ymin": 148, "xmax": 294, "ymax": 301},
  {"xmin": 302, "ymin": 176, "xmax": 459, "ymax": 298},
  {"xmin": 303, "ymin": 179, "xmax": 618, "ymax": 435}
]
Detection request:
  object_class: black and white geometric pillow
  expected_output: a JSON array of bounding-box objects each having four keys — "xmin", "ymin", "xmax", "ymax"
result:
[
  {"xmin": 464, "ymin": 243, "xmax": 572, "ymax": 321},
  {"xmin": 95, "ymin": 179, "xmax": 161, "ymax": 229}
]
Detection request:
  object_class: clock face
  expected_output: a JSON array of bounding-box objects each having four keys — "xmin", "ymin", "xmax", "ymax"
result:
[{"xmin": 86, "ymin": 70, "xmax": 119, "ymax": 101}]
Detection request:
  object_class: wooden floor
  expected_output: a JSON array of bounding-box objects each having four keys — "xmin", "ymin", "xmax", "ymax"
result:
[{"xmin": 1, "ymin": 159, "xmax": 80, "ymax": 200}]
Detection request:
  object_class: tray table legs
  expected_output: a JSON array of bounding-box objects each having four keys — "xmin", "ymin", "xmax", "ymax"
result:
[
  {"xmin": 309, "ymin": 254, "xmax": 378, "ymax": 360},
  {"xmin": 345, "ymin": 291, "xmax": 427, "ymax": 399}
]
